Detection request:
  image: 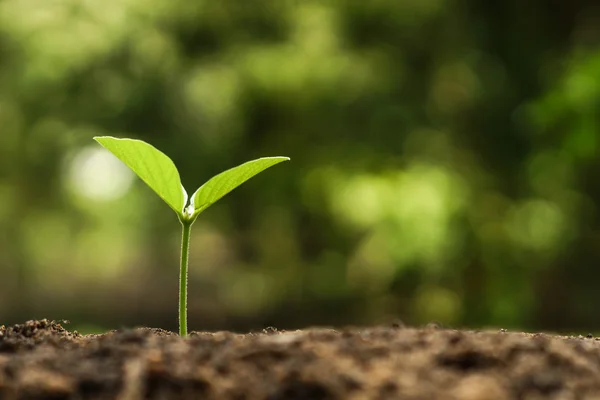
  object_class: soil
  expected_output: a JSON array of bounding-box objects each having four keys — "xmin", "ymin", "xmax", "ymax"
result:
[{"xmin": 1, "ymin": 320, "xmax": 600, "ymax": 399}]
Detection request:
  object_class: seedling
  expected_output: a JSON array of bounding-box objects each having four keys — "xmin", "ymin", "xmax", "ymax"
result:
[{"xmin": 94, "ymin": 136, "xmax": 289, "ymax": 336}]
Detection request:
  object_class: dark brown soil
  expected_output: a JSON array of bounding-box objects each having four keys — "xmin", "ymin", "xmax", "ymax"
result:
[{"xmin": 1, "ymin": 320, "xmax": 600, "ymax": 399}]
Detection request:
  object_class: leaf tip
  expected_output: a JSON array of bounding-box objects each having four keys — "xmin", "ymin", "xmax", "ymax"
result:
[{"xmin": 93, "ymin": 136, "xmax": 118, "ymax": 144}]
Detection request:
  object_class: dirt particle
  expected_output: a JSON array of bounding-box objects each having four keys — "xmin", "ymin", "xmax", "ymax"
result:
[
  {"xmin": 514, "ymin": 371, "xmax": 563, "ymax": 396},
  {"xmin": 378, "ymin": 381, "xmax": 397, "ymax": 397},
  {"xmin": 339, "ymin": 374, "xmax": 362, "ymax": 391},
  {"xmin": 18, "ymin": 368, "xmax": 74, "ymax": 397},
  {"xmin": 452, "ymin": 374, "xmax": 508, "ymax": 400},
  {"xmin": 268, "ymin": 379, "xmax": 332, "ymax": 400},
  {"xmin": 438, "ymin": 350, "xmax": 499, "ymax": 371},
  {"xmin": 425, "ymin": 322, "xmax": 443, "ymax": 330},
  {"xmin": 390, "ymin": 320, "xmax": 405, "ymax": 329}
]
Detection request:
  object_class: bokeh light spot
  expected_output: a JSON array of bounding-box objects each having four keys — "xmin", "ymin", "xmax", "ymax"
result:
[{"xmin": 67, "ymin": 146, "xmax": 134, "ymax": 201}]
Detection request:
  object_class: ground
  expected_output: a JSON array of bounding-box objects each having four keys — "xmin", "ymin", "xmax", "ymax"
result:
[{"xmin": 1, "ymin": 320, "xmax": 599, "ymax": 399}]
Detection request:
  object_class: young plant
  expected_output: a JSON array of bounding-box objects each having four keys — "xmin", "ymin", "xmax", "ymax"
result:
[{"xmin": 93, "ymin": 136, "xmax": 289, "ymax": 336}]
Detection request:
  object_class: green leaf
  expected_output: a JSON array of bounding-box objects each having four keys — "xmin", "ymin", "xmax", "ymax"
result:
[
  {"xmin": 192, "ymin": 157, "xmax": 290, "ymax": 214},
  {"xmin": 94, "ymin": 136, "xmax": 186, "ymax": 216}
]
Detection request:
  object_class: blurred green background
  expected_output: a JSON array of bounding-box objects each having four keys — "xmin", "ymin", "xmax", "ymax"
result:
[{"xmin": 1, "ymin": 0, "xmax": 599, "ymax": 334}]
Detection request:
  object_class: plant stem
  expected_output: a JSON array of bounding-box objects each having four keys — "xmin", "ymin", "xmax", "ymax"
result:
[{"xmin": 179, "ymin": 219, "xmax": 192, "ymax": 336}]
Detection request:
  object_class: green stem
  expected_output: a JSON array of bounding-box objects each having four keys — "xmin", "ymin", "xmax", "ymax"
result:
[{"xmin": 179, "ymin": 219, "xmax": 192, "ymax": 336}]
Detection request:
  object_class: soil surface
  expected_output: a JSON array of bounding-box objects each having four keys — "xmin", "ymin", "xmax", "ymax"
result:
[{"xmin": 1, "ymin": 320, "xmax": 600, "ymax": 399}]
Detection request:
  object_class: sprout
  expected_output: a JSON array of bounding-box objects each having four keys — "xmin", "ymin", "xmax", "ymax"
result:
[{"xmin": 94, "ymin": 136, "xmax": 289, "ymax": 336}]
